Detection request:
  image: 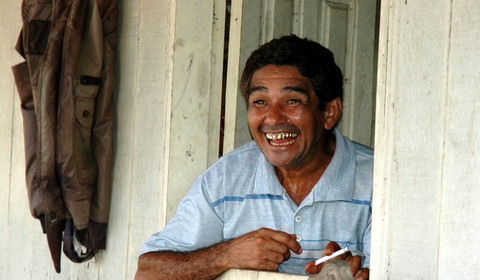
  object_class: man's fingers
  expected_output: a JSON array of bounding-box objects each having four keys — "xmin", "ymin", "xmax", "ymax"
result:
[
  {"xmin": 306, "ymin": 258, "xmax": 369, "ymax": 280},
  {"xmin": 228, "ymin": 228, "xmax": 302, "ymax": 271},
  {"xmin": 267, "ymin": 230, "xmax": 302, "ymax": 254},
  {"xmin": 305, "ymin": 241, "xmax": 365, "ymax": 277},
  {"xmin": 254, "ymin": 229, "xmax": 301, "ymax": 256},
  {"xmin": 354, "ymin": 268, "xmax": 370, "ymax": 280},
  {"xmin": 305, "ymin": 250, "xmax": 351, "ymax": 274},
  {"xmin": 323, "ymin": 241, "xmax": 341, "ymax": 256},
  {"xmin": 257, "ymin": 228, "xmax": 301, "ymax": 255},
  {"xmin": 345, "ymin": 255, "xmax": 361, "ymax": 276},
  {"xmin": 305, "ymin": 260, "xmax": 323, "ymax": 274},
  {"xmin": 283, "ymin": 247, "xmax": 291, "ymax": 260}
]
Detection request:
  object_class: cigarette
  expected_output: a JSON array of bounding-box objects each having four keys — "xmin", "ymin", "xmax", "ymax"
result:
[{"xmin": 314, "ymin": 247, "xmax": 350, "ymax": 265}]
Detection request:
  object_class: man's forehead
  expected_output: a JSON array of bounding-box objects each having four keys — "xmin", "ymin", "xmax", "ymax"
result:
[{"xmin": 249, "ymin": 65, "xmax": 312, "ymax": 89}]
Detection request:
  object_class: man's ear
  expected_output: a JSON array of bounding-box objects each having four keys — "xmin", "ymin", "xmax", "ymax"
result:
[{"xmin": 323, "ymin": 97, "xmax": 342, "ymax": 130}]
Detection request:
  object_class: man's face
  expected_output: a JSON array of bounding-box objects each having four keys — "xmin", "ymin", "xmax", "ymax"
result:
[{"xmin": 247, "ymin": 65, "xmax": 327, "ymax": 169}]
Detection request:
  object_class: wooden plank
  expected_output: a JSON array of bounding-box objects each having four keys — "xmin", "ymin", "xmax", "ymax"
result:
[
  {"xmin": 0, "ymin": 1, "xmax": 17, "ymax": 277},
  {"xmin": 6, "ymin": 98, "xmax": 36, "ymax": 279},
  {"xmin": 223, "ymin": 0, "xmax": 247, "ymax": 154},
  {"xmin": 266, "ymin": 0, "xmax": 294, "ymax": 38},
  {"xmin": 217, "ymin": 269, "xmax": 309, "ymax": 280},
  {"xmin": 166, "ymin": 0, "xmax": 225, "ymax": 220},
  {"xmin": 437, "ymin": 0, "xmax": 480, "ymax": 278},
  {"xmin": 371, "ymin": 0, "xmax": 453, "ymax": 279},
  {"xmin": 100, "ymin": 0, "xmax": 144, "ymax": 279},
  {"xmin": 370, "ymin": 1, "xmax": 394, "ymax": 278},
  {"xmin": 318, "ymin": 0, "xmax": 378, "ymax": 147},
  {"xmin": 122, "ymin": 0, "xmax": 173, "ymax": 279},
  {"xmin": 225, "ymin": 0, "xmax": 281, "ymax": 154},
  {"xmin": 207, "ymin": 0, "xmax": 227, "ymax": 166}
]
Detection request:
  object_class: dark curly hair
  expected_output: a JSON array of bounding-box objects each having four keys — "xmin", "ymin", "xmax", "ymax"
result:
[{"xmin": 240, "ymin": 34, "xmax": 343, "ymax": 111}]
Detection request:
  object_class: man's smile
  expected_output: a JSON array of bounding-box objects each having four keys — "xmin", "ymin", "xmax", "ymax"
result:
[{"xmin": 265, "ymin": 132, "xmax": 298, "ymax": 146}]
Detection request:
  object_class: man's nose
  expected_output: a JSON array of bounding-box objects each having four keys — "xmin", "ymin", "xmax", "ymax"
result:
[{"xmin": 265, "ymin": 103, "xmax": 286, "ymax": 125}]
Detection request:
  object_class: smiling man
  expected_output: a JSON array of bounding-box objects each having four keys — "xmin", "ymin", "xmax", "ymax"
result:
[{"xmin": 135, "ymin": 35, "xmax": 373, "ymax": 280}]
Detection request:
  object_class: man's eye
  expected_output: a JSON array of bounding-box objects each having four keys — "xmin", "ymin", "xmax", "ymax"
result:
[
  {"xmin": 287, "ymin": 99, "xmax": 300, "ymax": 104},
  {"xmin": 252, "ymin": 100, "xmax": 265, "ymax": 105}
]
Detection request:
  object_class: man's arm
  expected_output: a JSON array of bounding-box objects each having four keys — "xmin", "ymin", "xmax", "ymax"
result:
[
  {"xmin": 135, "ymin": 228, "xmax": 302, "ymax": 280},
  {"xmin": 135, "ymin": 247, "xmax": 228, "ymax": 280}
]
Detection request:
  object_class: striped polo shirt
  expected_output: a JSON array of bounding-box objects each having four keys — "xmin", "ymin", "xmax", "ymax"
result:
[{"xmin": 140, "ymin": 127, "xmax": 373, "ymax": 275}]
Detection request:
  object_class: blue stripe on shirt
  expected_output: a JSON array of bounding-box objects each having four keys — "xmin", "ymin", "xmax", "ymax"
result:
[
  {"xmin": 339, "ymin": 199, "xmax": 371, "ymax": 206},
  {"xmin": 212, "ymin": 194, "xmax": 284, "ymax": 207},
  {"xmin": 212, "ymin": 196, "xmax": 370, "ymax": 208}
]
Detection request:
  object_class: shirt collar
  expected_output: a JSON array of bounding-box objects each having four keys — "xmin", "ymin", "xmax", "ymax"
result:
[
  {"xmin": 253, "ymin": 155, "xmax": 285, "ymax": 195},
  {"xmin": 252, "ymin": 127, "xmax": 356, "ymax": 201},
  {"xmin": 312, "ymin": 127, "xmax": 356, "ymax": 201}
]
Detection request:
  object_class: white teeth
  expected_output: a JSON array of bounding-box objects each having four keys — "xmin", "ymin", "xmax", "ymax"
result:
[{"xmin": 265, "ymin": 132, "xmax": 298, "ymax": 140}]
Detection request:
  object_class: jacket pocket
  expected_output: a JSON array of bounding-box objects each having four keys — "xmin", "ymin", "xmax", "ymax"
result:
[
  {"xmin": 27, "ymin": 20, "xmax": 50, "ymax": 55},
  {"xmin": 23, "ymin": 0, "xmax": 53, "ymax": 56},
  {"xmin": 74, "ymin": 92, "xmax": 98, "ymax": 186}
]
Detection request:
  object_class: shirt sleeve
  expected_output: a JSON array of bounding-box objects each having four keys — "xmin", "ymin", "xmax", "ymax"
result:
[{"xmin": 139, "ymin": 175, "xmax": 224, "ymax": 255}]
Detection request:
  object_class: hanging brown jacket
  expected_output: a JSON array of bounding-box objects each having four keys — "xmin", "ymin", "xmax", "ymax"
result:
[{"xmin": 12, "ymin": 0, "xmax": 117, "ymax": 272}]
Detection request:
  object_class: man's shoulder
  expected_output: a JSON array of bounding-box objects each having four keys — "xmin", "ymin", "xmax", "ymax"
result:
[
  {"xmin": 349, "ymin": 140, "xmax": 374, "ymax": 199},
  {"xmin": 351, "ymin": 141, "xmax": 374, "ymax": 163},
  {"xmin": 202, "ymin": 141, "xmax": 262, "ymax": 176},
  {"xmin": 334, "ymin": 128, "xmax": 373, "ymax": 164},
  {"xmin": 195, "ymin": 141, "xmax": 262, "ymax": 198},
  {"xmin": 215, "ymin": 141, "xmax": 260, "ymax": 164}
]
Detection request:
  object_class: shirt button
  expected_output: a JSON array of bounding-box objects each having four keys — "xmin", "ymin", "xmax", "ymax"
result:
[
  {"xmin": 296, "ymin": 234, "xmax": 302, "ymax": 242},
  {"xmin": 295, "ymin": 215, "xmax": 302, "ymax": 223}
]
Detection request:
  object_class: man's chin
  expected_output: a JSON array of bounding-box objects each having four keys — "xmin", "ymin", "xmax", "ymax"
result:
[{"xmin": 264, "ymin": 154, "xmax": 297, "ymax": 169}]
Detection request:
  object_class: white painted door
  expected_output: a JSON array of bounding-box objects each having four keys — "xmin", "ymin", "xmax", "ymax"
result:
[{"xmin": 223, "ymin": 0, "xmax": 379, "ymax": 153}]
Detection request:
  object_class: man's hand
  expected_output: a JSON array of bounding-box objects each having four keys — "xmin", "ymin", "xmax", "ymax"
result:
[
  {"xmin": 305, "ymin": 241, "xmax": 369, "ymax": 280},
  {"xmin": 135, "ymin": 228, "xmax": 302, "ymax": 280},
  {"xmin": 221, "ymin": 227, "xmax": 302, "ymax": 271}
]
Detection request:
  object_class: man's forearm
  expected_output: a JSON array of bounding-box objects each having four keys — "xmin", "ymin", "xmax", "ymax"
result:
[
  {"xmin": 134, "ymin": 245, "xmax": 230, "ymax": 280},
  {"xmin": 135, "ymin": 228, "xmax": 302, "ymax": 279}
]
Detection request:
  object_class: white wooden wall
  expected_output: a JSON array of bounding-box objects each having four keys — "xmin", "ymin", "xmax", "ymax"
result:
[
  {"xmin": 0, "ymin": 0, "xmax": 224, "ymax": 279},
  {"xmin": 371, "ymin": 0, "xmax": 480, "ymax": 279}
]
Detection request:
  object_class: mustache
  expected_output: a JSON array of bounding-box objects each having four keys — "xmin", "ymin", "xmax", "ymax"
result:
[{"xmin": 259, "ymin": 124, "xmax": 300, "ymax": 134}]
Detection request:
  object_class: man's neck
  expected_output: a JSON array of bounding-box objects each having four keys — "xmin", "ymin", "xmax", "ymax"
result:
[{"xmin": 275, "ymin": 133, "xmax": 336, "ymax": 205}]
